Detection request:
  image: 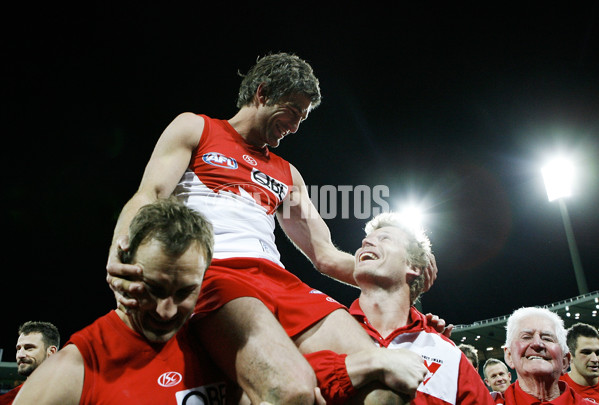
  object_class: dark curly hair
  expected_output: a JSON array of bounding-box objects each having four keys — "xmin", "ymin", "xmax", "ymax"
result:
[{"xmin": 236, "ymin": 52, "xmax": 322, "ymax": 109}]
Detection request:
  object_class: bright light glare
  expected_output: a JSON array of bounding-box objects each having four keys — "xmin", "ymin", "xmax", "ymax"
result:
[
  {"xmin": 541, "ymin": 158, "xmax": 575, "ymax": 202},
  {"xmin": 397, "ymin": 205, "xmax": 424, "ymax": 232}
]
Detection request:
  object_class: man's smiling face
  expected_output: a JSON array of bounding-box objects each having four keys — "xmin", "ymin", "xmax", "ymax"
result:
[{"xmin": 505, "ymin": 315, "xmax": 570, "ymax": 381}]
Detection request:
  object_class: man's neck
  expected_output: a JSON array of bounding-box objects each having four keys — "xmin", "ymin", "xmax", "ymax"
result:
[
  {"xmin": 569, "ymin": 369, "xmax": 599, "ymax": 387},
  {"xmin": 518, "ymin": 377, "xmax": 562, "ymax": 401},
  {"xmin": 358, "ymin": 287, "xmax": 411, "ymax": 339},
  {"xmin": 228, "ymin": 107, "xmax": 263, "ymax": 148}
]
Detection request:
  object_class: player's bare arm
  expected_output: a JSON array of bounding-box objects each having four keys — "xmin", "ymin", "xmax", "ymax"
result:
[
  {"xmin": 106, "ymin": 113, "xmax": 205, "ymax": 307},
  {"xmin": 13, "ymin": 344, "xmax": 85, "ymax": 405},
  {"xmin": 276, "ymin": 164, "xmax": 356, "ymax": 286}
]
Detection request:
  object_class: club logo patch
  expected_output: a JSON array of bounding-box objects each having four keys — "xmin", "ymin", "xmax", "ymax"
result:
[{"xmin": 157, "ymin": 371, "xmax": 182, "ymax": 387}]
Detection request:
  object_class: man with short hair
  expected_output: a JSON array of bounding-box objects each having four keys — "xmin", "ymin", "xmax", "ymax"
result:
[
  {"xmin": 560, "ymin": 322, "xmax": 599, "ymax": 401},
  {"xmin": 458, "ymin": 344, "xmax": 479, "ymax": 372},
  {"xmin": 0, "ymin": 322, "xmax": 60, "ymax": 405},
  {"xmin": 348, "ymin": 212, "xmax": 494, "ymax": 404},
  {"xmin": 503, "ymin": 306, "xmax": 587, "ymax": 404},
  {"xmin": 13, "ymin": 198, "xmax": 240, "ymax": 404},
  {"xmin": 483, "ymin": 358, "xmax": 511, "ymax": 403}
]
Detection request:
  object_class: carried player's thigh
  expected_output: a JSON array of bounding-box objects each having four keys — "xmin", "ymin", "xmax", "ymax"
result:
[
  {"xmin": 294, "ymin": 308, "xmax": 376, "ymax": 355},
  {"xmin": 198, "ymin": 296, "xmax": 293, "ymax": 346}
]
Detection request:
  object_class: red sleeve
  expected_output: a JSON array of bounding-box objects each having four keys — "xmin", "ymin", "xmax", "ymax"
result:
[
  {"xmin": 304, "ymin": 350, "xmax": 356, "ymax": 405},
  {"xmin": 456, "ymin": 353, "xmax": 496, "ymax": 404}
]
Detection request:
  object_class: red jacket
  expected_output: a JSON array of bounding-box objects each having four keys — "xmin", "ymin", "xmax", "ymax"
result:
[{"xmin": 350, "ymin": 302, "xmax": 495, "ymax": 404}]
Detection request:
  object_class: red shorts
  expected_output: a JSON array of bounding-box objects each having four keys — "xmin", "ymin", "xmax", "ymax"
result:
[{"xmin": 194, "ymin": 257, "xmax": 347, "ymax": 337}]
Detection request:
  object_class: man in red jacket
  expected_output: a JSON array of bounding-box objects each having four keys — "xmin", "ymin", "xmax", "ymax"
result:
[
  {"xmin": 503, "ymin": 307, "xmax": 589, "ymax": 404},
  {"xmin": 348, "ymin": 212, "xmax": 495, "ymax": 404}
]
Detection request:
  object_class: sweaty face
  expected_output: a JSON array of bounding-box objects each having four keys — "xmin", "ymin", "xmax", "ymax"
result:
[
  {"xmin": 504, "ymin": 315, "xmax": 569, "ymax": 382},
  {"xmin": 484, "ymin": 363, "xmax": 511, "ymax": 393},
  {"xmin": 354, "ymin": 226, "xmax": 414, "ymax": 287},
  {"xmin": 16, "ymin": 332, "xmax": 50, "ymax": 377},
  {"xmin": 571, "ymin": 336, "xmax": 599, "ymax": 380},
  {"xmin": 127, "ymin": 239, "xmax": 206, "ymax": 343},
  {"xmin": 259, "ymin": 93, "xmax": 311, "ymax": 148}
]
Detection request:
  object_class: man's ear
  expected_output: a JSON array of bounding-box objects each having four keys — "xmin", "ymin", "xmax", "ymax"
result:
[
  {"xmin": 256, "ymin": 82, "xmax": 268, "ymax": 105},
  {"xmin": 406, "ymin": 264, "xmax": 421, "ymax": 277},
  {"xmin": 504, "ymin": 347, "xmax": 514, "ymax": 369},
  {"xmin": 562, "ymin": 351, "xmax": 571, "ymax": 375}
]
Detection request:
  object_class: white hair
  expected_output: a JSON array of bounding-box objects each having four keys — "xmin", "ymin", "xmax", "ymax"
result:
[{"xmin": 504, "ymin": 307, "xmax": 568, "ymax": 353}]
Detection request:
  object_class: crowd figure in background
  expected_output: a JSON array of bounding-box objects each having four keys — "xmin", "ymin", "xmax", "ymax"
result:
[
  {"xmin": 502, "ymin": 306, "xmax": 589, "ymax": 404},
  {"xmin": 560, "ymin": 322, "xmax": 599, "ymax": 401},
  {"xmin": 0, "ymin": 321, "xmax": 60, "ymax": 405},
  {"xmin": 347, "ymin": 212, "xmax": 494, "ymax": 404},
  {"xmin": 458, "ymin": 344, "xmax": 479, "ymax": 372},
  {"xmin": 13, "ymin": 198, "xmax": 240, "ymax": 404},
  {"xmin": 105, "ymin": 52, "xmax": 439, "ymax": 404},
  {"xmin": 483, "ymin": 358, "xmax": 511, "ymax": 403}
]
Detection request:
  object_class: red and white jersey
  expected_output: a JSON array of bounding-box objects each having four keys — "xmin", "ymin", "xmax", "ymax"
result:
[
  {"xmin": 174, "ymin": 115, "xmax": 293, "ymax": 267},
  {"xmin": 349, "ymin": 302, "xmax": 495, "ymax": 405},
  {"xmin": 560, "ymin": 373, "xmax": 599, "ymax": 402},
  {"xmin": 68, "ymin": 310, "xmax": 232, "ymax": 404}
]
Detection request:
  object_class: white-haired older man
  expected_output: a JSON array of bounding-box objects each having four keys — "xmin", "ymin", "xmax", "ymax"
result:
[{"xmin": 503, "ymin": 306, "xmax": 588, "ymax": 404}]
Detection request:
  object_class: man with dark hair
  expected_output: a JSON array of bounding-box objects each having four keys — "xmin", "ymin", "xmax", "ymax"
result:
[
  {"xmin": 560, "ymin": 322, "xmax": 599, "ymax": 401},
  {"xmin": 106, "ymin": 52, "xmax": 435, "ymax": 404},
  {"xmin": 458, "ymin": 344, "xmax": 479, "ymax": 372},
  {"xmin": 13, "ymin": 198, "xmax": 240, "ymax": 404},
  {"xmin": 348, "ymin": 212, "xmax": 494, "ymax": 404},
  {"xmin": 0, "ymin": 321, "xmax": 60, "ymax": 404}
]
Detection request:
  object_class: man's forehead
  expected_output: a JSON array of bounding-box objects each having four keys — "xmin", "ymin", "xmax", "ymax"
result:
[
  {"xmin": 17, "ymin": 332, "xmax": 43, "ymax": 344},
  {"xmin": 282, "ymin": 94, "xmax": 312, "ymax": 112},
  {"xmin": 518, "ymin": 326, "xmax": 557, "ymax": 336},
  {"xmin": 576, "ymin": 335, "xmax": 599, "ymax": 349}
]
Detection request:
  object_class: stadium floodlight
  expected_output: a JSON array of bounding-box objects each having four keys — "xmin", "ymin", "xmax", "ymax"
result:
[
  {"xmin": 541, "ymin": 157, "xmax": 588, "ymax": 295},
  {"xmin": 541, "ymin": 157, "xmax": 574, "ymax": 201}
]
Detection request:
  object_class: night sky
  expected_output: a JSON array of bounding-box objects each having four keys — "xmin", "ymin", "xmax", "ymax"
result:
[{"xmin": 2, "ymin": 5, "xmax": 598, "ymax": 360}]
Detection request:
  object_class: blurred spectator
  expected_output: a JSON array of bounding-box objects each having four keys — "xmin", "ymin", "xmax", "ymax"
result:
[{"xmin": 0, "ymin": 321, "xmax": 60, "ymax": 405}]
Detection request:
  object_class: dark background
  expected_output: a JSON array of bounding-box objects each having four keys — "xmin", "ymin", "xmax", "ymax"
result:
[{"xmin": 2, "ymin": 4, "xmax": 598, "ymax": 360}]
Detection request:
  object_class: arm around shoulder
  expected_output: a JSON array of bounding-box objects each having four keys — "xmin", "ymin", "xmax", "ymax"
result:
[{"xmin": 13, "ymin": 345, "xmax": 84, "ymax": 405}]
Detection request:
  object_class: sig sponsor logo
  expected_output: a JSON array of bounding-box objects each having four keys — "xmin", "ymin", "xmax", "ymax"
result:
[
  {"xmin": 158, "ymin": 371, "xmax": 182, "ymax": 387},
  {"xmin": 175, "ymin": 382, "xmax": 227, "ymax": 405},
  {"xmin": 251, "ymin": 168, "xmax": 289, "ymax": 202},
  {"xmin": 202, "ymin": 152, "xmax": 238, "ymax": 169}
]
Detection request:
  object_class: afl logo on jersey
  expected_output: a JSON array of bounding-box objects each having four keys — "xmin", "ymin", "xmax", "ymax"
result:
[
  {"xmin": 203, "ymin": 152, "xmax": 238, "ymax": 169},
  {"xmin": 157, "ymin": 371, "xmax": 182, "ymax": 387}
]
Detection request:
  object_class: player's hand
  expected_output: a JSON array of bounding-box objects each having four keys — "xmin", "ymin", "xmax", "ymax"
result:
[
  {"xmin": 382, "ymin": 348, "xmax": 427, "ymax": 398},
  {"xmin": 106, "ymin": 235, "xmax": 144, "ymax": 310},
  {"xmin": 422, "ymin": 253, "xmax": 438, "ymax": 292},
  {"xmin": 426, "ymin": 313, "xmax": 454, "ymax": 338}
]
